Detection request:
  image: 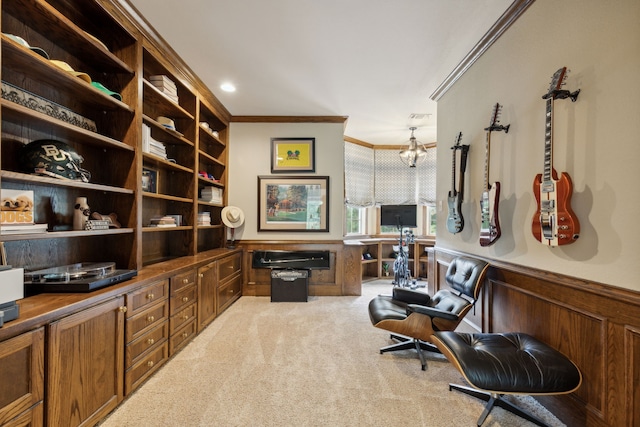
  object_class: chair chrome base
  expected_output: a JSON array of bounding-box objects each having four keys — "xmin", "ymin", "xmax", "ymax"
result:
[
  {"xmin": 448, "ymin": 383, "xmax": 551, "ymax": 427},
  {"xmin": 379, "ymin": 334, "xmax": 440, "ymax": 370}
]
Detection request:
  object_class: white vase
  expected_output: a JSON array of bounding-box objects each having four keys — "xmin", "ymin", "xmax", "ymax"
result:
[{"xmin": 73, "ymin": 197, "xmax": 90, "ymax": 230}]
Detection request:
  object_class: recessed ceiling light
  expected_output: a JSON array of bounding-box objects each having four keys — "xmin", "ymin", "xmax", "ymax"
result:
[{"xmin": 220, "ymin": 82, "xmax": 236, "ymax": 92}]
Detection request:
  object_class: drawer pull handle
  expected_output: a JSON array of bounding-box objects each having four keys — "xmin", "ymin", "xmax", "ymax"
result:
[
  {"xmin": 199, "ymin": 273, "xmax": 203, "ymax": 278},
  {"xmin": 182, "ymin": 296, "xmax": 189, "ymax": 302},
  {"xmin": 228, "ymin": 289, "xmax": 234, "ymax": 294},
  {"xmin": 183, "ymin": 278, "xmax": 189, "ymax": 284},
  {"xmin": 118, "ymin": 306, "xmax": 127, "ymax": 313},
  {"xmin": 147, "ymin": 293, "xmax": 154, "ymax": 300},
  {"xmin": 182, "ymin": 315, "xmax": 189, "ymax": 320},
  {"xmin": 182, "ymin": 332, "xmax": 188, "ymax": 338},
  {"xmin": 147, "ymin": 315, "xmax": 155, "ymax": 322},
  {"xmin": 147, "ymin": 360, "xmax": 154, "ymax": 368},
  {"xmin": 147, "ymin": 338, "xmax": 155, "ymax": 345}
]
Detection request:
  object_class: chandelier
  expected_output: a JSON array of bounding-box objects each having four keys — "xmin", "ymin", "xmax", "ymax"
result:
[{"xmin": 399, "ymin": 127, "xmax": 428, "ymax": 167}]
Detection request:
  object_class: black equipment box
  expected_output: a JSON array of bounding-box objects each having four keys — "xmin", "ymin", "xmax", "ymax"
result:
[{"xmin": 271, "ymin": 269, "xmax": 308, "ymax": 302}]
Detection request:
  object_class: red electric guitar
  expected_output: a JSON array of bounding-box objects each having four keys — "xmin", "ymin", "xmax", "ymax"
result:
[
  {"xmin": 479, "ymin": 103, "xmax": 509, "ymax": 246},
  {"xmin": 532, "ymin": 67, "xmax": 580, "ymax": 246}
]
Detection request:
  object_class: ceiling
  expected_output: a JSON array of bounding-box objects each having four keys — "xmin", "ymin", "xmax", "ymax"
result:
[{"xmin": 128, "ymin": 0, "xmax": 513, "ymax": 145}]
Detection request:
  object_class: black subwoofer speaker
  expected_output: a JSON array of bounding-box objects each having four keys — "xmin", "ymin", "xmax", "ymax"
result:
[{"xmin": 271, "ymin": 269, "xmax": 308, "ymax": 302}]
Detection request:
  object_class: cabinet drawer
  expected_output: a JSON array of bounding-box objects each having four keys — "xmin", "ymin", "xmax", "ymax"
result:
[
  {"xmin": 0, "ymin": 328, "xmax": 44, "ymax": 426},
  {"xmin": 126, "ymin": 301, "xmax": 169, "ymax": 342},
  {"xmin": 217, "ymin": 273, "xmax": 242, "ymax": 314},
  {"xmin": 125, "ymin": 321, "xmax": 168, "ymax": 368},
  {"xmin": 169, "ymin": 320, "xmax": 197, "ymax": 355},
  {"xmin": 125, "ymin": 342, "xmax": 168, "ymax": 395},
  {"xmin": 170, "ymin": 284, "xmax": 197, "ymax": 315},
  {"xmin": 127, "ymin": 280, "xmax": 169, "ymax": 316},
  {"xmin": 170, "ymin": 303, "xmax": 197, "ymax": 334},
  {"xmin": 218, "ymin": 252, "xmax": 242, "ymax": 283},
  {"xmin": 171, "ymin": 270, "xmax": 197, "ymax": 293}
]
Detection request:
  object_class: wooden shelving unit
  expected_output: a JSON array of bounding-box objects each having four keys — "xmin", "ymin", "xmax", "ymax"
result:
[
  {"xmin": 0, "ymin": 0, "xmax": 231, "ymax": 271},
  {"xmin": 354, "ymin": 238, "xmax": 434, "ymax": 283}
]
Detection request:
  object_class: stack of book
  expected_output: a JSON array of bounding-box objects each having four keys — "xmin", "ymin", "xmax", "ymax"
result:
[
  {"xmin": 149, "ymin": 216, "xmax": 177, "ymax": 228},
  {"xmin": 142, "ymin": 124, "xmax": 168, "ymax": 160},
  {"xmin": 200, "ymin": 186, "xmax": 223, "ymax": 204},
  {"xmin": 2, "ymin": 223, "xmax": 48, "ymax": 234},
  {"xmin": 197, "ymin": 212, "xmax": 211, "ymax": 226},
  {"xmin": 149, "ymin": 75, "xmax": 179, "ymax": 104}
]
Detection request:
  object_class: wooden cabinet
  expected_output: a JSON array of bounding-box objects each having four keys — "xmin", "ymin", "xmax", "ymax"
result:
[
  {"xmin": 47, "ymin": 297, "xmax": 125, "ymax": 427},
  {"xmin": 198, "ymin": 252, "xmax": 242, "ymax": 330},
  {"xmin": 0, "ymin": 328, "xmax": 44, "ymax": 427},
  {"xmin": 217, "ymin": 252, "xmax": 242, "ymax": 313},
  {"xmin": 0, "ymin": 250, "xmax": 242, "ymax": 427},
  {"xmin": 197, "ymin": 261, "xmax": 217, "ymax": 332},
  {"xmin": 124, "ymin": 279, "xmax": 169, "ymax": 395},
  {"xmin": 169, "ymin": 270, "xmax": 198, "ymax": 355},
  {"xmin": 355, "ymin": 239, "xmax": 433, "ymax": 282}
]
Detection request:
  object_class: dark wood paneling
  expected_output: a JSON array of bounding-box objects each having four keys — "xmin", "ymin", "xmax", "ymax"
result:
[
  {"xmin": 432, "ymin": 247, "xmax": 640, "ymax": 427},
  {"xmin": 240, "ymin": 241, "xmax": 361, "ymax": 296},
  {"xmin": 628, "ymin": 327, "xmax": 640, "ymax": 426}
]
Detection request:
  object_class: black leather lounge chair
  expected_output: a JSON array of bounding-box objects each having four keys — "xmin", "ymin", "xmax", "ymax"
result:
[{"xmin": 368, "ymin": 256, "xmax": 489, "ymax": 370}]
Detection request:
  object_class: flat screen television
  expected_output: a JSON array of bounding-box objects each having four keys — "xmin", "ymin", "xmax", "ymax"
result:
[{"xmin": 380, "ymin": 205, "xmax": 417, "ymax": 228}]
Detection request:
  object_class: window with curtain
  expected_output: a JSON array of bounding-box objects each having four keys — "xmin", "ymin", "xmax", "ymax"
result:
[{"xmin": 344, "ymin": 142, "xmax": 437, "ymax": 236}]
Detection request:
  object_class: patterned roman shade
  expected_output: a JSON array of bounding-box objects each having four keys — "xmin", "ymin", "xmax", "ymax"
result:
[
  {"xmin": 417, "ymin": 146, "xmax": 437, "ymax": 206},
  {"xmin": 345, "ymin": 143, "xmax": 437, "ymax": 207},
  {"xmin": 344, "ymin": 142, "xmax": 375, "ymax": 207},
  {"xmin": 374, "ymin": 149, "xmax": 418, "ymax": 205}
]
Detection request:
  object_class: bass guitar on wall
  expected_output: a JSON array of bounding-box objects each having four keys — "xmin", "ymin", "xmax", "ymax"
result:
[
  {"xmin": 479, "ymin": 103, "xmax": 510, "ymax": 246},
  {"xmin": 446, "ymin": 132, "xmax": 469, "ymax": 234},
  {"xmin": 532, "ymin": 67, "xmax": 580, "ymax": 246}
]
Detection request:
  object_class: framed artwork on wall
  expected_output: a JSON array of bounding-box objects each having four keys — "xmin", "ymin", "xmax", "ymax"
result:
[
  {"xmin": 258, "ymin": 175, "xmax": 329, "ymax": 232},
  {"xmin": 142, "ymin": 167, "xmax": 158, "ymax": 193},
  {"xmin": 270, "ymin": 137, "xmax": 315, "ymax": 173}
]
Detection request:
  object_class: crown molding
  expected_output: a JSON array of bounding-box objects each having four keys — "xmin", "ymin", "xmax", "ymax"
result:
[{"xmin": 430, "ymin": 0, "xmax": 535, "ymax": 101}]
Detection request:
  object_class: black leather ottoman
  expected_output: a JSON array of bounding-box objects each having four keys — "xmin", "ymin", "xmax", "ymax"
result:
[{"xmin": 432, "ymin": 332, "xmax": 582, "ymax": 427}]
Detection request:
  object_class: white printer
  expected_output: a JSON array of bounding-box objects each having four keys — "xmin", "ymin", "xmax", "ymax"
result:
[{"xmin": 0, "ymin": 267, "xmax": 22, "ymax": 327}]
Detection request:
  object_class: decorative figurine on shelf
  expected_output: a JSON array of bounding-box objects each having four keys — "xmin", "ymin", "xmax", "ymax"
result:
[
  {"xmin": 91, "ymin": 212, "xmax": 121, "ymax": 228},
  {"xmin": 73, "ymin": 197, "xmax": 90, "ymax": 230},
  {"xmin": 221, "ymin": 206, "xmax": 245, "ymax": 249}
]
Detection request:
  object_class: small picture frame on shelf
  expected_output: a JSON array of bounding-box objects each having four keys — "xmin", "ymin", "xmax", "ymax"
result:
[
  {"xmin": 142, "ymin": 167, "xmax": 158, "ymax": 193},
  {"xmin": 270, "ymin": 137, "xmax": 315, "ymax": 173}
]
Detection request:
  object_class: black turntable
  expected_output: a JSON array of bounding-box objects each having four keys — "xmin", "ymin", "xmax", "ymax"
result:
[{"xmin": 24, "ymin": 262, "xmax": 137, "ymax": 293}]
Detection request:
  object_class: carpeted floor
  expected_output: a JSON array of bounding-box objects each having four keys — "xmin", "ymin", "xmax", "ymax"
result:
[{"xmin": 99, "ymin": 281, "xmax": 565, "ymax": 426}]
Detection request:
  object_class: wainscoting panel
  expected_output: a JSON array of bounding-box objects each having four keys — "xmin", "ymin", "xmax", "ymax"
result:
[
  {"xmin": 627, "ymin": 326, "xmax": 640, "ymax": 426},
  {"xmin": 432, "ymin": 247, "xmax": 640, "ymax": 427},
  {"xmin": 240, "ymin": 241, "xmax": 361, "ymax": 297}
]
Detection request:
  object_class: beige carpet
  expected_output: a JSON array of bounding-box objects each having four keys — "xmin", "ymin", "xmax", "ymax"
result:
[{"xmin": 100, "ymin": 281, "xmax": 565, "ymax": 427}]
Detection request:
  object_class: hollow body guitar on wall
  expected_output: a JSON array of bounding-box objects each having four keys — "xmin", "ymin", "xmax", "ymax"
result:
[
  {"xmin": 446, "ymin": 132, "xmax": 469, "ymax": 234},
  {"xmin": 479, "ymin": 103, "xmax": 510, "ymax": 246},
  {"xmin": 532, "ymin": 67, "xmax": 581, "ymax": 246}
]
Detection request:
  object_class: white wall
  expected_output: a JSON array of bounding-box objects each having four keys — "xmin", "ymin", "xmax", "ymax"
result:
[
  {"xmin": 227, "ymin": 122, "xmax": 345, "ymax": 241},
  {"xmin": 436, "ymin": 0, "xmax": 640, "ymax": 290}
]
